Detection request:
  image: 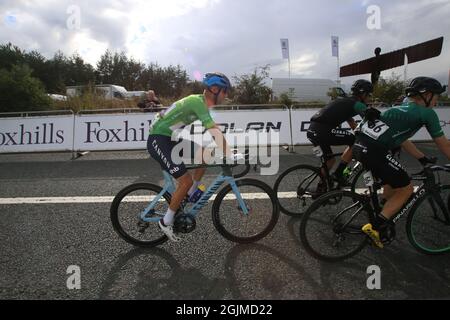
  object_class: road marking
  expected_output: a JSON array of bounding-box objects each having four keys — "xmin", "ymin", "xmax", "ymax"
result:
[
  {"xmin": 0, "ymin": 193, "xmax": 272, "ymax": 204},
  {"xmin": 0, "ymin": 187, "xmax": 421, "ymax": 205}
]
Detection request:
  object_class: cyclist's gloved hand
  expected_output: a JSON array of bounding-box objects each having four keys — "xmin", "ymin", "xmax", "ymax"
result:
[
  {"xmin": 365, "ymin": 107, "xmax": 381, "ymax": 122},
  {"xmin": 227, "ymin": 153, "xmax": 244, "ymax": 163},
  {"xmin": 418, "ymin": 156, "xmax": 437, "ymax": 166}
]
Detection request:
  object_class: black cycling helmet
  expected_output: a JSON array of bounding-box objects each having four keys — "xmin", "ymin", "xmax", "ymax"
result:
[
  {"xmin": 405, "ymin": 77, "xmax": 446, "ymax": 97},
  {"xmin": 405, "ymin": 77, "xmax": 446, "ymax": 107},
  {"xmin": 351, "ymin": 79, "xmax": 374, "ymax": 95}
]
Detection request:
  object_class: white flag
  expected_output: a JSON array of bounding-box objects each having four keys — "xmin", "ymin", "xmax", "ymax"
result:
[
  {"xmin": 331, "ymin": 36, "xmax": 339, "ymax": 57},
  {"xmin": 281, "ymin": 39, "xmax": 289, "ymax": 59}
]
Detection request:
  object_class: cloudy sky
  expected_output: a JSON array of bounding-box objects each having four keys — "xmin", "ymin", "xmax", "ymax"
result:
[{"xmin": 1, "ymin": 0, "xmax": 450, "ymax": 87}]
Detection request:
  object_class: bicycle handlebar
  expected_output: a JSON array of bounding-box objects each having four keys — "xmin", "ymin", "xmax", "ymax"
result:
[{"xmin": 411, "ymin": 162, "xmax": 450, "ymax": 179}]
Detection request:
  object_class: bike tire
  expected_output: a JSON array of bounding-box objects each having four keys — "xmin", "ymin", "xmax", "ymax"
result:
[
  {"xmin": 274, "ymin": 164, "xmax": 327, "ymax": 217},
  {"xmin": 299, "ymin": 190, "xmax": 371, "ymax": 262},
  {"xmin": 233, "ymin": 164, "xmax": 251, "ymax": 179},
  {"xmin": 212, "ymin": 179, "xmax": 279, "ymax": 244},
  {"xmin": 406, "ymin": 185, "xmax": 450, "ymax": 255},
  {"xmin": 110, "ymin": 183, "xmax": 170, "ymax": 247}
]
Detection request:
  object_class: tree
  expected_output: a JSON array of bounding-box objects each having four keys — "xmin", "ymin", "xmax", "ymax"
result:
[
  {"xmin": 233, "ymin": 65, "xmax": 272, "ymax": 104},
  {"xmin": 373, "ymin": 74, "xmax": 406, "ymax": 104},
  {"xmin": 0, "ymin": 64, "xmax": 52, "ymax": 112},
  {"xmin": 0, "ymin": 43, "xmax": 25, "ymax": 71},
  {"xmin": 277, "ymin": 92, "xmax": 295, "ymax": 106}
]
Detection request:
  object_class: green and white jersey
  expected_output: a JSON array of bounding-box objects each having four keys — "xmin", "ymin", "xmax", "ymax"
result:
[
  {"xmin": 358, "ymin": 102, "xmax": 444, "ymax": 149},
  {"xmin": 150, "ymin": 94, "xmax": 216, "ymax": 137}
]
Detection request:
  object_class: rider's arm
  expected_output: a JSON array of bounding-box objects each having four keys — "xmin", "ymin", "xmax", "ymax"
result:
[
  {"xmin": 423, "ymin": 108, "xmax": 450, "ymax": 159},
  {"xmin": 207, "ymin": 126, "xmax": 232, "ymax": 158},
  {"xmin": 347, "ymin": 118, "xmax": 357, "ymax": 130},
  {"xmin": 401, "ymin": 140, "xmax": 425, "ymax": 160},
  {"xmin": 434, "ymin": 136, "xmax": 450, "ymax": 160}
]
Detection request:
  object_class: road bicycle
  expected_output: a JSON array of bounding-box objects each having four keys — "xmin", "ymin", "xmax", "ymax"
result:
[
  {"xmin": 111, "ymin": 159, "xmax": 279, "ymax": 247},
  {"xmin": 273, "ymin": 147, "xmax": 366, "ymax": 217},
  {"xmin": 299, "ymin": 162, "xmax": 450, "ymax": 262}
]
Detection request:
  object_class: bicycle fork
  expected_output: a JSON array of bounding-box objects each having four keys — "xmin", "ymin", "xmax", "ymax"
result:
[{"xmin": 229, "ymin": 180, "xmax": 250, "ymax": 215}]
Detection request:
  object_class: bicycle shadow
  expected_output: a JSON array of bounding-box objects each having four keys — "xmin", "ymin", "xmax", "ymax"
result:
[
  {"xmin": 287, "ymin": 216, "xmax": 450, "ymax": 299},
  {"xmin": 285, "ymin": 216, "xmax": 450, "ymax": 299},
  {"xmin": 316, "ymin": 245, "xmax": 450, "ymax": 299},
  {"xmin": 98, "ymin": 241, "xmax": 327, "ymax": 300},
  {"xmin": 223, "ymin": 243, "xmax": 327, "ymax": 299},
  {"xmin": 98, "ymin": 247, "xmax": 228, "ymax": 300}
]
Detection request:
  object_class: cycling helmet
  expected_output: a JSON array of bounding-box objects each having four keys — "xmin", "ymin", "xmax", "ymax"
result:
[
  {"xmin": 203, "ymin": 72, "xmax": 232, "ymax": 91},
  {"xmin": 405, "ymin": 77, "xmax": 446, "ymax": 97},
  {"xmin": 351, "ymin": 79, "xmax": 374, "ymax": 95}
]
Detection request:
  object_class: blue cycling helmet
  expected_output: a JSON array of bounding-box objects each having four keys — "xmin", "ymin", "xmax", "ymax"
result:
[{"xmin": 203, "ymin": 72, "xmax": 232, "ymax": 91}]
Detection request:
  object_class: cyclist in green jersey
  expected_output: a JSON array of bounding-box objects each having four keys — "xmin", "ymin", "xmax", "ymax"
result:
[
  {"xmin": 353, "ymin": 77, "xmax": 450, "ymax": 248},
  {"xmin": 148, "ymin": 72, "xmax": 235, "ymax": 241}
]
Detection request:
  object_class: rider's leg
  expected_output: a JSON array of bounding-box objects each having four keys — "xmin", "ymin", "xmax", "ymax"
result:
[
  {"xmin": 188, "ymin": 146, "xmax": 209, "ymax": 196},
  {"xmin": 382, "ymin": 184, "xmax": 395, "ymax": 202},
  {"xmin": 333, "ymin": 132, "xmax": 355, "ymax": 179},
  {"xmin": 334, "ymin": 146, "xmax": 352, "ymax": 178},
  {"xmin": 379, "ymin": 184, "xmax": 414, "ymax": 221},
  {"xmin": 164, "ymin": 173, "xmax": 193, "ymax": 224},
  {"xmin": 326, "ymin": 157, "xmax": 336, "ymax": 171}
]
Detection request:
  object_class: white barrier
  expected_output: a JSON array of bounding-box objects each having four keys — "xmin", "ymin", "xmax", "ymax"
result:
[
  {"xmin": 1, "ymin": 106, "xmax": 450, "ymax": 153},
  {"xmin": 290, "ymin": 107, "xmax": 450, "ymax": 145},
  {"xmin": 74, "ymin": 113, "xmax": 156, "ymax": 151},
  {"xmin": 0, "ymin": 114, "xmax": 74, "ymax": 153}
]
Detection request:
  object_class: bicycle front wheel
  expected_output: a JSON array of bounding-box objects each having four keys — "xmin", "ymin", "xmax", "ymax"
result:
[
  {"xmin": 110, "ymin": 183, "xmax": 170, "ymax": 247},
  {"xmin": 300, "ymin": 190, "xmax": 371, "ymax": 262},
  {"xmin": 212, "ymin": 179, "xmax": 279, "ymax": 244},
  {"xmin": 274, "ymin": 164, "xmax": 327, "ymax": 217},
  {"xmin": 407, "ymin": 186, "xmax": 450, "ymax": 255}
]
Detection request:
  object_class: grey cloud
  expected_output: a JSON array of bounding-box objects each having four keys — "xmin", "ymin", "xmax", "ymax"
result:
[{"xmin": 0, "ymin": 0, "xmax": 449, "ymax": 86}]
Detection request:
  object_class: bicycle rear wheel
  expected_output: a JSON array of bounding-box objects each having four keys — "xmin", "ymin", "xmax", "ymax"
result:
[
  {"xmin": 212, "ymin": 179, "xmax": 279, "ymax": 244},
  {"xmin": 299, "ymin": 190, "xmax": 371, "ymax": 262},
  {"xmin": 406, "ymin": 186, "xmax": 450, "ymax": 255},
  {"xmin": 274, "ymin": 164, "xmax": 327, "ymax": 217},
  {"xmin": 110, "ymin": 183, "xmax": 170, "ymax": 247}
]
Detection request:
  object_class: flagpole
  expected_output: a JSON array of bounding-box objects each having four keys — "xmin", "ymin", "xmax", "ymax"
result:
[
  {"xmin": 337, "ymin": 55, "xmax": 340, "ymax": 84},
  {"xmin": 288, "ymin": 56, "xmax": 291, "ymax": 79},
  {"xmin": 332, "ymin": 36, "xmax": 340, "ymax": 84},
  {"xmin": 403, "ymin": 53, "xmax": 408, "ymax": 85}
]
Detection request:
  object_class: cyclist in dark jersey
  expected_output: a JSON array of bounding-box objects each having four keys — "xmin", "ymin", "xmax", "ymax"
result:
[
  {"xmin": 353, "ymin": 77, "xmax": 450, "ymax": 248},
  {"xmin": 147, "ymin": 72, "xmax": 234, "ymax": 241},
  {"xmin": 307, "ymin": 79, "xmax": 373, "ymax": 187}
]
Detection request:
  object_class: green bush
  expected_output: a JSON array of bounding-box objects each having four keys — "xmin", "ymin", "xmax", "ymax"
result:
[
  {"xmin": 233, "ymin": 65, "xmax": 273, "ymax": 104},
  {"xmin": 0, "ymin": 64, "xmax": 52, "ymax": 113},
  {"xmin": 373, "ymin": 74, "xmax": 406, "ymax": 104}
]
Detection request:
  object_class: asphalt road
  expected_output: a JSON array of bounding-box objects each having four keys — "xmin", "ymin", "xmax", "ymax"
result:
[{"xmin": 0, "ymin": 144, "xmax": 449, "ymax": 300}]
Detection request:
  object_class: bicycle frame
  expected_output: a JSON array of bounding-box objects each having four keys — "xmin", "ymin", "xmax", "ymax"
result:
[
  {"xmin": 315, "ymin": 150, "xmax": 363, "ymax": 186},
  {"xmin": 139, "ymin": 166, "xmax": 249, "ymax": 223},
  {"xmin": 366, "ymin": 167, "xmax": 450, "ymax": 226},
  {"xmin": 332, "ymin": 166, "xmax": 450, "ymax": 236}
]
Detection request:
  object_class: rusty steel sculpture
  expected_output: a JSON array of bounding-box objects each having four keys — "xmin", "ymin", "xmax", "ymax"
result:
[{"xmin": 340, "ymin": 37, "xmax": 444, "ymax": 85}]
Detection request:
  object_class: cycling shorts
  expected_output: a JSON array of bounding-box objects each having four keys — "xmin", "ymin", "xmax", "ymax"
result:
[
  {"xmin": 147, "ymin": 135, "xmax": 188, "ymax": 179},
  {"xmin": 307, "ymin": 121, "xmax": 355, "ymax": 158},
  {"xmin": 352, "ymin": 134, "xmax": 410, "ymax": 189}
]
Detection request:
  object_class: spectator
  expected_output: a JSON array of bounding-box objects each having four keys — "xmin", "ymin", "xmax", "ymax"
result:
[{"xmin": 138, "ymin": 90, "xmax": 162, "ymax": 111}]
